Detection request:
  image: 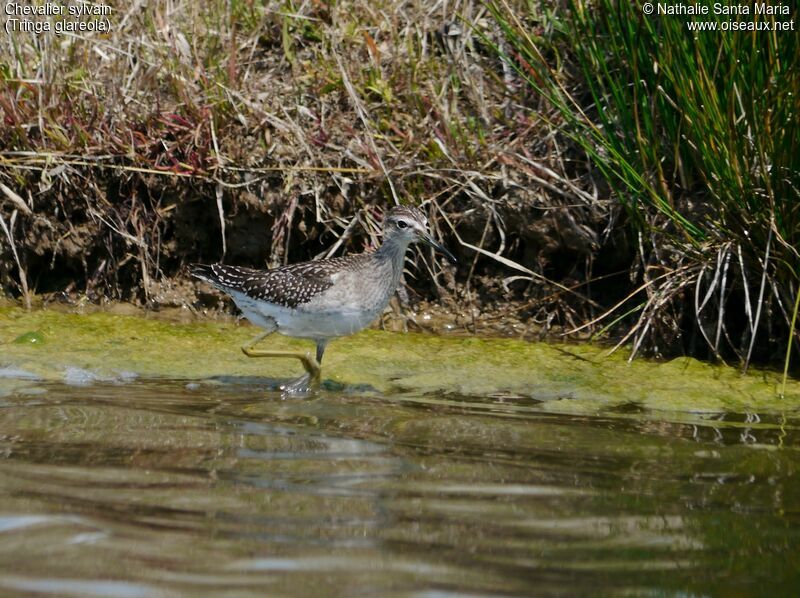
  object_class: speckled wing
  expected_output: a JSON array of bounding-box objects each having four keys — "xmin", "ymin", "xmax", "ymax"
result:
[{"xmin": 190, "ymin": 263, "xmax": 335, "ymax": 309}]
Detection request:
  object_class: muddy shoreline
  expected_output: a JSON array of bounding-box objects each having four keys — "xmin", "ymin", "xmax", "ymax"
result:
[{"xmin": 1, "ymin": 281, "xmax": 584, "ymax": 344}]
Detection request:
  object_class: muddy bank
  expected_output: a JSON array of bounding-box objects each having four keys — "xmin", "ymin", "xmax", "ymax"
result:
[
  {"xmin": 1, "ymin": 177, "xmax": 617, "ymax": 338},
  {"xmin": 0, "ymin": 288, "xmax": 577, "ymax": 345}
]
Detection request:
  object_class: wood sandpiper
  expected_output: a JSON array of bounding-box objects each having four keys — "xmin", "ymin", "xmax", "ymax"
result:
[{"xmin": 191, "ymin": 205, "xmax": 456, "ymax": 385}]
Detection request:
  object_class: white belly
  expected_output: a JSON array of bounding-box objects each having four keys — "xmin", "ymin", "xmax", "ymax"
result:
[{"xmin": 230, "ymin": 291, "xmax": 381, "ymax": 340}]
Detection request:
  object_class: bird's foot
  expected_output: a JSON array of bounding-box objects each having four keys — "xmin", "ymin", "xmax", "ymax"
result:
[
  {"xmin": 297, "ymin": 351, "xmax": 321, "ymax": 383},
  {"xmin": 241, "ymin": 343, "xmax": 321, "ymax": 385},
  {"xmin": 280, "ymin": 372, "xmax": 317, "ymax": 397}
]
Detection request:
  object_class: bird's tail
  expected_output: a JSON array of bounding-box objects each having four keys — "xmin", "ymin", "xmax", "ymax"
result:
[
  {"xmin": 189, "ymin": 263, "xmax": 217, "ymax": 284},
  {"xmin": 190, "ymin": 263, "xmax": 250, "ymax": 292}
]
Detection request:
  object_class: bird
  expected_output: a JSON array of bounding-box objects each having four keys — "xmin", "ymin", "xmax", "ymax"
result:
[{"xmin": 190, "ymin": 205, "xmax": 456, "ymax": 386}]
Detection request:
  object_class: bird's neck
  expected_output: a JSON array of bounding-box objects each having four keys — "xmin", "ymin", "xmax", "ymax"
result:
[{"xmin": 374, "ymin": 235, "xmax": 411, "ymax": 281}]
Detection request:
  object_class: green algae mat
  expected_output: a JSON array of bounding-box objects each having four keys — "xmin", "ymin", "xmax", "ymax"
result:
[{"xmin": 1, "ymin": 307, "xmax": 798, "ymax": 415}]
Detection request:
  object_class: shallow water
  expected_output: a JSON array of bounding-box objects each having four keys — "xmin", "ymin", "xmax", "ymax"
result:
[
  {"xmin": 1, "ymin": 308, "xmax": 799, "ymax": 595},
  {"xmin": 0, "ymin": 378, "xmax": 797, "ymax": 596}
]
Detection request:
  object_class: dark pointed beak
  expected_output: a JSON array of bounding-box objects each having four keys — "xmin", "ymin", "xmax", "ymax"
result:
[{"xmin": 420, "ymin": 233, "xmax": 457, "ymax": 265}]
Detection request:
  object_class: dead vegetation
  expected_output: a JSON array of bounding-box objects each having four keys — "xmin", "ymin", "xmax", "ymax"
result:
[{"xmin": 1, "ymin": 1, "xmax": 614, "ymax": 327}]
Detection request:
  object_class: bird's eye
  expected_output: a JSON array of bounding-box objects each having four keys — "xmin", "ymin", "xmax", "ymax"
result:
[{"xmin": 397, "ymin": 220, "xmax": 409, "ymax": 229}]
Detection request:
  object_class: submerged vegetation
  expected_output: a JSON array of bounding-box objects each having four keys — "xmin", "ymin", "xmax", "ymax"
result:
[{"xmin": 0, "ymin": 1, "xmax": 798, "ymax": 376}]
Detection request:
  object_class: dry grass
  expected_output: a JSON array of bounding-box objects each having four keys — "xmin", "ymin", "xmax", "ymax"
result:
[{"xmin": 0, "ymin": 0, "xmax": 609, "ymax": 330}]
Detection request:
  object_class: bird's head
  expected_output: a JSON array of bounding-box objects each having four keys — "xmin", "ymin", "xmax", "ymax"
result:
[{"xmin": 383, "ymin": 205, "xmax": 457, "ymax": 265}]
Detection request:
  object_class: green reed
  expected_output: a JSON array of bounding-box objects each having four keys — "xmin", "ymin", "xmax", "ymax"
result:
[{"xmin": 489, "ymin": 0, "xmax": 799, "ymax": 376}]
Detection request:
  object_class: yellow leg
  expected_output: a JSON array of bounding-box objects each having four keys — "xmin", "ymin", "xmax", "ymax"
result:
[{"xmin": 241, "ymin": 331, "xmax": 321, "ymax": 382}]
